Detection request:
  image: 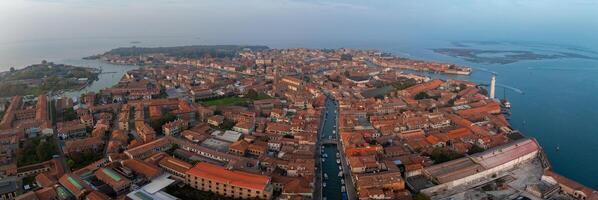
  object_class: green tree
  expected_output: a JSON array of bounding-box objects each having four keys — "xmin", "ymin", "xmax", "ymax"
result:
[
  {"xmin": 414, "ymin": 92, "xmax": 430, "ymax": 100},
  {"xmin": 151, "ymin": 113, "xmax": 176, "ymax": 135},
  {"xmin": 63, "ymin": 107, "xmax": 78, "ymax": 121},
  {"xmin": 246, "ymin": 89, "xmax": 258, "ymax": 100},
  {"xmin": 414, "ymin": 193, "xmax": 431, "ymax": 200},
  {"xmin": 340, "ymin": 53, "xmax": 353, "ymax": 61},
  {"xmin": 430, "ymin": 147, "xmax": 463, "ymax": 164},
  {"xmin": 468, "ymin": 144, "xmax": 485, "ymax": 154}
]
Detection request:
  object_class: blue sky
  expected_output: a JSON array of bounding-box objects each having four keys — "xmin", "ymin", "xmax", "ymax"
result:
[{"xmin": 1, "ymin": 0, "xmax": 597, "ymax": 47}]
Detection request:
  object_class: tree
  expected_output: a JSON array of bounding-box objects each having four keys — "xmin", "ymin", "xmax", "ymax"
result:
[
  {"xmin": 340, "ymin": 53, "xmax": 353, "ymax": 61},
  {"xmin": 468, "ymin": 144, "xmax": 485, "ymax": 154},
  {"xmin": 219, "ymin": 118, "xmax": 236, "ymax": 130},
  {"xmin": 63, "ymin": 107, "xmax": 78, "ymax": 121},
  {"xmin": 414, "ymin": 193, "xmax": 431, "ymax": 200},
  {"xmin": 246, "ymin": 89, "xmax": 258, "ymax": 100},
  {"xmin": 9, "ymin": 67, "xmax": 15, "ymax": 73},
  {"xmin": 430, "ymin": 147, "xmax": 463, "ymax": 164},
  {"xmin": 282, "ymin": 134, "xmax": 294, "ymax": 139},
  {"xmin": 151, "ymin": 113, "xmax": 176, "ymax": 135},
  {"xmin": 368, "ymin": 140, "xmax": 378, "ymax": 145},
  {"xmin": 414, "ymin": 92, "xmax": 430, "ymax": 100}
]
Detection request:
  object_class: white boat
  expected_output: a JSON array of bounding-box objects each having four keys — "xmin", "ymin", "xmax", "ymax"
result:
[
  {"xmin": 338, "ymin": 171, "xmax": 343, "ymax": 177},
  {"xmin": 336, "ymin": 159, "xmax": 341, "ymax": 164},
  {"xmin": 323, "ymin": 154, "xmax": 328, "ymax": 158},
  {"xmin": 338, "ymin": 166, "xmax": 342, "ymax": 170},
  {"xmin": 324, "ymin": 173, "xmax": 328, "ymax": 180},
  {"xmin": 323, "ymin": 182, "xmax": 327, "ymax": 187},
  {"xmin": 336, "ymin": 152, "xmax": 340, "ymax": 157},
  {"xmin": 322, "ymin": 158, "xmax": 325, "ymax": 162},
  {"xmin": 341, "ymin": 186, "xmax": 346, "ymax": 192},
  {"xmin": 341, "ymin": 179, "xmax": 345, "ymax": 185},
  {"xmin": 332, "ymin": 130, "xmax": 336, "ymax": 134}
]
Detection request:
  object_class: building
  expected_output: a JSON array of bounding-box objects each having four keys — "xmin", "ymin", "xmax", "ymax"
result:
[
  {"xmin": 185, "ymin": 162, "xmax": 273, "ymax": 199},
  {"xmin": 211, "ymin": 130, "xmax": 242, "ymax": 143},
  {"xmin": 95, "ymin": 168, "xmax": 131, "ymax": 194},
  {"xmin": 0, "ymin": 180, "xmax": 17, "ymax": 200},
  {"xmin": 158, "ymin": 156, "xmax": 192, "ymax": 180},
  {"xmin": 355, "ymin": 171, "xmax": 405, "ymax": 200},
  {"xmin": 420, "ymin": 138, "xmax": 540, "ymax": 196},
  {"xmin": 122, "ymin": 159, "xmax": 162, "ymax": 180},
  {"xmin": 135, "ymin": 121, "xmax": 156, "ymax": 143},
  {"xmin": 57, "ymin": 121, "xmax": 87, "ymax": 140},
  {"xmin": 124, "ymin": 137, "xmax": 173, "ymax": 160},
  {"xmin": 59, "ymin": 173, "xmax": 92, "ymax": 199},
  {"xmin": 162, "ymin": 119, "xmax": 188, "ymax": 136},
  {"xmin": 490, "ymin": 74, "xmax": 496, "ymax": 99},
  {"xmin": 64, "ymin": 137, "xmax": 105, "ymax": 156},
  {"xmin": 207, "ymin": 115, "xmax": 225, "ymax": 127}
]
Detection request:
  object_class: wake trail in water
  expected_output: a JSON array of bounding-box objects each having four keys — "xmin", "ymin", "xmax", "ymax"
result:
[
  {"xmin": 527, "ymin": 67, "xmax": 598, "ymax": 71},
  {"xmin": 496, "ymin": 83, "xmax": 524, "ymax": 94},
  {"xmin": 472, "ymin": 67, "xmax": 497, "ymax": 74}
]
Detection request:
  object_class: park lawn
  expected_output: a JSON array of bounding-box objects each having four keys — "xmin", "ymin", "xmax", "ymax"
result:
[{"xmin": 201, "ymin": 96, "xmax": 251, "ymax": 107}]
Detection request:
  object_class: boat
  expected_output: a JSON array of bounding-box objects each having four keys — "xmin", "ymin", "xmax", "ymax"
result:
[
  {"xmin": 341, "ymin": 186, "xmax": 346, "ymax": 192},
  {"xmin": 323, "ymin": 154, "xmax": 328, "ymax": 158},
  {"xmin": 322, "ymin": 158, "xmax": 325, "ymax": 162},
  {"xmin": 336, "ymin": 159, "xmax": 341, "ymax": 164},
  {"xmin": 323, "ymin": 182, "xmax": 327, "ymax": 187},
  {"xmin": 338, "ymin": 171, "xmax": 343, "ymax": 177},
  {"xmin": 341, "ymin": 179, "xmax": 345, "ymax": 185},
  {"xmin": 502, "ymin": 99, "xmax": 511, "ymax": 109},
  {"xmin": 336, "ymin": 152, "xmax": 340, "ymax": 157},
  {"xmin": 338, "ymin": 166, "xmax": 342, "ymax": 170},
  {"xmin": 556, "ymin": 145, "xmax": 560, "ymax": 151},
  {"xmin": 332, "ymin": 130, "xmax": 336, "ymax": 134},
  {"xmin": 324, "ymin": 173, "xmax": 328, "ymax": 180}
]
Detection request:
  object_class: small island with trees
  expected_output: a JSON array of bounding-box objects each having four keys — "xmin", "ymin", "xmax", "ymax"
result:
[
  {"xmin": 84, "ymin": 45, "xmax": 270, "ymax": 65},
  {"xmin": 0, "ymin": 60, "xmax": 99, "ymax": 97}
]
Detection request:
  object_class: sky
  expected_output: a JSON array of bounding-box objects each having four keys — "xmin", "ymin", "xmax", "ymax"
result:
[{"xmin": 1, "ymin": 0, "xmax": 597, "ymax": 47}]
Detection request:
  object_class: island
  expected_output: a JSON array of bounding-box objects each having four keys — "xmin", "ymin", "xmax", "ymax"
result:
[
  {"xmin": 433, "ymin": 48, "xmax": 597, "ymax": 64},
  {"xmin": 85, "ymin": 45, "xmax": 472, "ymax": 75},
  {"xmin": 84, "ymin": 45, "xmax": 270, "ymax": 65},
  {"xmin": 0, "ymin": 61, "xmax": 99, "ymax": 97},
  {"xmin": 2, "ymin": 46, "xmax": 594, "ymax": 200}
]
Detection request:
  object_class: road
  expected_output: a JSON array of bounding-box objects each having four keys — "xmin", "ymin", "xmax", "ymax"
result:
[{"xmin": 48, "ymin": 95, "xmax": 71, "ymax": 173}]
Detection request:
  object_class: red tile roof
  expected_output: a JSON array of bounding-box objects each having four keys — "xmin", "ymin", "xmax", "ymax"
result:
[{"xmin": 186, "ymin": 162, "xmax": 270, "ymax": 191}]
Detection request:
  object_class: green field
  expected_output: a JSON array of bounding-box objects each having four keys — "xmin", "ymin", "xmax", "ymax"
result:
[
  {"xmin": 201, "ymin": 91, "xmax": 273, "ymax": 107},
  {"xmin": 201, "ymin": 96, "xmax": 251, "ymax": 107}
]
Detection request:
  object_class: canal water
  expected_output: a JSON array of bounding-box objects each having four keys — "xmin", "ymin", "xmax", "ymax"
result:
[
  {"xmin": 60, "ymin": 58, "xmax": 139, "ymax": 99},
  {"xmin": 321, "ymin": 97, "xmax": 346, "ymax": 200}
]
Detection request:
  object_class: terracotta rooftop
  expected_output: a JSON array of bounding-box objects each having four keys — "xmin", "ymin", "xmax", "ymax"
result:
[{"xmin": 186, "ymin": 162, "xmax": 270, "ymax": 191}]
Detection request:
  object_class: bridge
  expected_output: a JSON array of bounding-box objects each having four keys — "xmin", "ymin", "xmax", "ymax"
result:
[{"xmin": 320, "ymin": 139, "xmax": 338, "ymax": 145}]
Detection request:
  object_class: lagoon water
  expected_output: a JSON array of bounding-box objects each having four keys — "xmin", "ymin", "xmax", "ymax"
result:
[{"xmin": 2, "ymin": 0, "xmax": 598, "ymax": 190}]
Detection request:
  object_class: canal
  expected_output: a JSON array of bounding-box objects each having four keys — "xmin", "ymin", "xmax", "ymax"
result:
[{"xmin": 321, "ymin": 97, "xmax": 347, "ymax": 200}]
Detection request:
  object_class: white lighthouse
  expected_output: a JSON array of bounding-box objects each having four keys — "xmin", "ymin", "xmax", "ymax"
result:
[{"xmin": 490, "ymin": 74, "xmax": 496, "ymax": 99}]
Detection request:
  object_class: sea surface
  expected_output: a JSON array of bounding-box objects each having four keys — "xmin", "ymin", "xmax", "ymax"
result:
[{"xmin": 1, "ymin": 38, "xmax": 597, "ymax": 189}]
